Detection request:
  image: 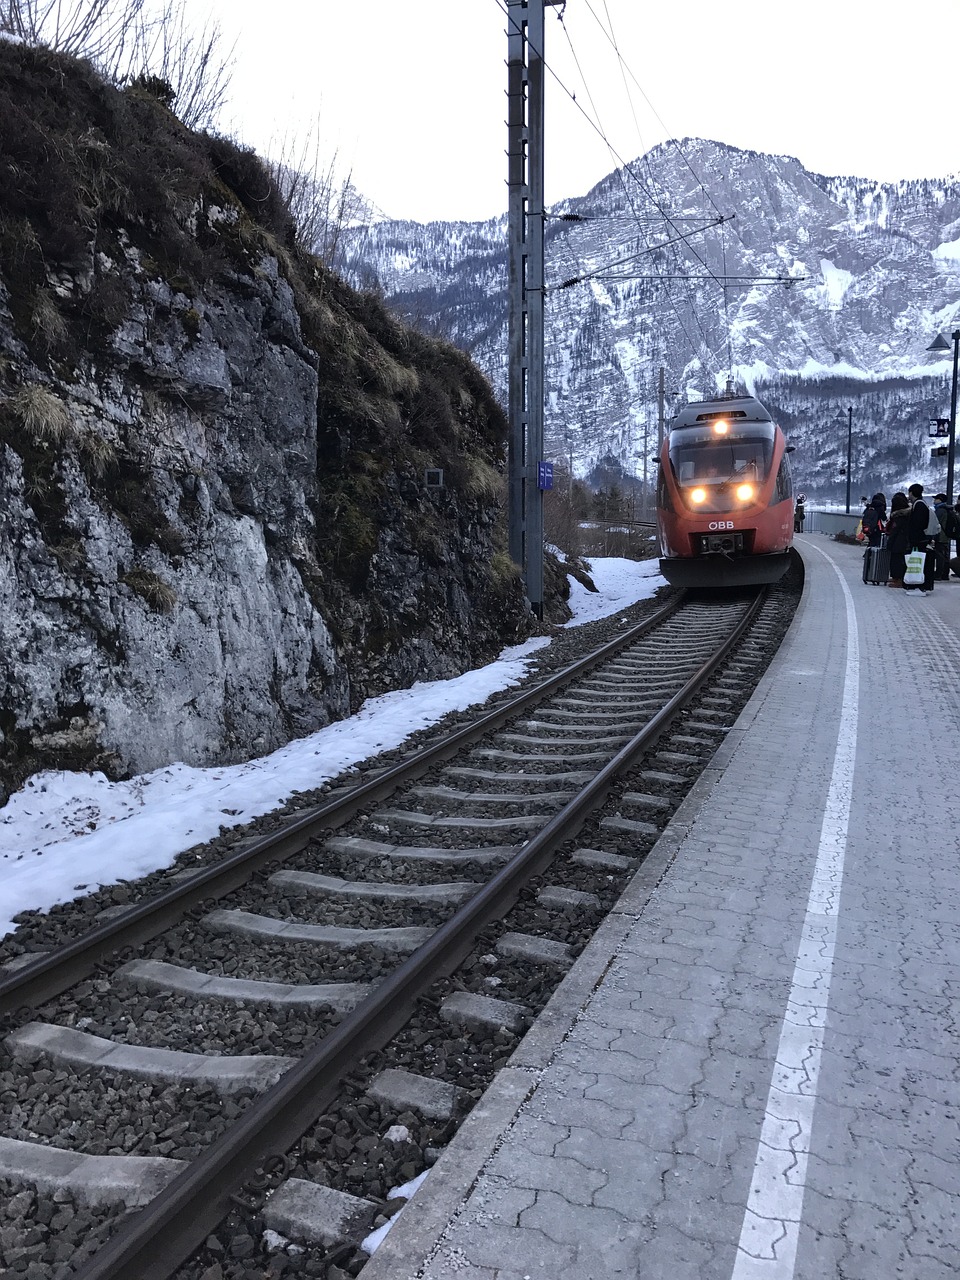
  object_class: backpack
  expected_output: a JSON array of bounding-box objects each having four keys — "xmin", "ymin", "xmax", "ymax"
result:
[{"xmin": 924, "ymin": 503, "xmax": 941, "ymax": 538}]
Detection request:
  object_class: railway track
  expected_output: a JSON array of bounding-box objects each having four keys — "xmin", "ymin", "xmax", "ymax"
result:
[{"xmin": 0, "ymin": 562, "xmax": 802, "ymax": 1280}]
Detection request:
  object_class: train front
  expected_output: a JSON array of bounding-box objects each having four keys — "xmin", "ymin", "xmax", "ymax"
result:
[{"xmin": 657, "ymin": 399, "xmax": 793, "ymax": 588}]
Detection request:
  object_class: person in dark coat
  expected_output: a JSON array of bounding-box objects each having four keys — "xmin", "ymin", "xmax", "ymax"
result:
[
  {"xmin": 905, "ymin": 482, "xmax": 935, "ymax": 593},
  {"xmin": 932, "ymin": 493, "xmax": 953, "ymax": 580},
  {"xmin": 862, "ymin": 493, "xmax": 887, "ymax": 547},
  {"xmin": 885, "ymin": 492, "xmax": 910, "ymax": 587}
]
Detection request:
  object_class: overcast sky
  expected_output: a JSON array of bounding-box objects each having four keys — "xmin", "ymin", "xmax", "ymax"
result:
[{"xmin": 201, "ymin": 1, "xmax": 960, "ymax": 225}]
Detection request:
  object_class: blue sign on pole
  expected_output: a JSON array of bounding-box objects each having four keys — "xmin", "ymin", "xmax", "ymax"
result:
[{"xmin": 537, "ymin": 460, "xmax": 554, "ymax": 491}]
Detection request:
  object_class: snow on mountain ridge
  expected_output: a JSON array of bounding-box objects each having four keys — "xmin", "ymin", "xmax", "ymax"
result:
[{"xmin": 342, "ymin": 138, "xmax": 960, "ymax": 500}]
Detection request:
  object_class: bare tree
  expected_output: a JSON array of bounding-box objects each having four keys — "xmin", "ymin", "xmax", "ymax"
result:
[
  {"xmin": 544, "ymin": 462, "xmax": 587, "ymax": 559},
  {"xmin": 0, "ymin": 0, "xmax": 233, "ymax": 130}
]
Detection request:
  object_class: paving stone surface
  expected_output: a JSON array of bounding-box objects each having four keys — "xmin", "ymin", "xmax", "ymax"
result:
[{"xmin": 361, "ymin": 540, "xmax": 960, "ymax": 1280}]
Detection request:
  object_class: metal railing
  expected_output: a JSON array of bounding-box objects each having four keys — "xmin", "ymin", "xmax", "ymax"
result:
[{"xmin": 797, "ymin": 509, "xmax": 861, "ymax": 537}]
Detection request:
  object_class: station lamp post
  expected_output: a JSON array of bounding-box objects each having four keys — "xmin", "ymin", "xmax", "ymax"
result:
[
  {"xmin": 836, "ymin": 406, "xmax": 854, "ymax": 512},
  {"xmin": 845, "ymin": 405, "xmax": 853, "ymax": 514},
  {"xmin": 926, "ymin": 331, "xmax": 959, "ymax": 503}
]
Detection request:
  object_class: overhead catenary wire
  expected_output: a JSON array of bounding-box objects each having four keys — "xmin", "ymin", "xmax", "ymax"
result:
[
  {"xmin": 576, "ymin": 274, "xmax": 802, "ymax": 285},
  {"xmin": 555, "ymin": 215, "xmax": 733, "ymax": 288},
  {"xmin": 580, "ymin": 0, "xmax": 727, "ymax": 221},
  {"xmin": 493, "ymin": 0, "xmax": 719, "ymax": 274},
  {"xmin": 546, "ymin": 14, "xmax": 756, "ymax": 310},
  {"xmin": 548, "ymin": 2, "xmax": 739, "ymax": 374},
  {"xmin": 571, "ymin": 0, "xmax": 791, "ymax": 384},
  {"xmin": 495, "ymin": 1, "xmax": 787, "ymax": 394},
  {"xmin": 596, "ymin": 0, "xmax": 649, "ymax": 170},
  {"xmin": 550, "ymin": 4, "xmax": 719, "ymax": 283},
  {"xmin": 494, "ymin": 0, "xmax": 723, "ymax": 374}
]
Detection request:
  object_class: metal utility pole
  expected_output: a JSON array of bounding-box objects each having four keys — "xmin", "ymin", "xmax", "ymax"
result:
[
  {"xmin": 657, "ymin": 367, "xmax": 666, "ymax": 444},
  {"xmin": 642, "ymin": 416, "xmax": 649, "ymax": 520},
  {"xmin": 845, "ymin": 405, "xmax": 853, "ymax": 515},
  {"xmin": 507, "ymin": 0, "xmax": 561, "ymax": 618},
  {"xmin": 925, "ymin": 330, "xmax": 959, "ymax": 503},
  {"xmin": 948, "ymin": 333, "xmax": 959, "ymax": 504}
]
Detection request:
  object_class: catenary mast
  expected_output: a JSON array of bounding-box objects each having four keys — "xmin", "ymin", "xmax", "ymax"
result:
[{"xmin": 506, "ymin": 0, "xmax": 563, "ymax": 618}]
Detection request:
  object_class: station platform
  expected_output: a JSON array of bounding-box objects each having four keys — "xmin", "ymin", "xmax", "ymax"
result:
[{"xmin": 361, "ymin": 535, "xmax": 960, "ymax": 1280}]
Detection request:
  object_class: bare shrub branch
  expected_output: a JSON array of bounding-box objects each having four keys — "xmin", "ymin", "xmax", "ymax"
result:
[
  {"xmin": 124, "ymin": 0, "xmax": 233, "ymax": 129},
  {"xmin": 1, "ymin": 0, "xmax": 233, "ymax": 130},
  {"xmin": 265, "ymin": 120, "xmax": 366, "ymax": 268},
  {"xmin": 0, "ymin": 1, "xmax": 149, "ymax": 63}
]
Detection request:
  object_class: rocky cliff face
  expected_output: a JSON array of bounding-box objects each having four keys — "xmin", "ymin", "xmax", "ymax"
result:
[{"xmin": 0, "ymin": 41, "xmax": 533, "ymax": 803}]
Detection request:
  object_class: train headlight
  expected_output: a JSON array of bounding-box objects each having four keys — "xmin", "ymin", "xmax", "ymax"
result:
[
  {"xmin": 712, "ymin": 420, "xmax": 729, "ymax": 435},
  {"xmin": 690, "ymin": 487, "xmax": 707, "ymax": 504},
  {"xmin": 736, "ymin": 483, "xmax": 754, "ymax": 501}
]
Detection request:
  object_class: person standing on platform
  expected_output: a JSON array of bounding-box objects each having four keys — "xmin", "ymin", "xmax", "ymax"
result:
[
  {"xmin": 905, "ymin": 483, "xmax": 935, "ymax": 593},
  {"xmin": 932, "ymin": 493, "xmax": 953, "ymax": 580},
  {"xmin": 872, "ymin": 491, "xmax": 887, "ymax": 529},
  {"xmin": 886, "ymin": 492, "xmax": 911, "ymax": 587},
  {"xmin": 858, "ymin": 495, "xmax": 872, "ymax": 530},
  {"xmin": 863, "ymin": 493, "xmax": 886, "ymax": 547}
]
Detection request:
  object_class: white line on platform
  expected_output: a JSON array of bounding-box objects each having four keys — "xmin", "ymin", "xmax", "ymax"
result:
[{"xmin": 730, "ymin": 545, "xmax": 859, "ymax": 1280}]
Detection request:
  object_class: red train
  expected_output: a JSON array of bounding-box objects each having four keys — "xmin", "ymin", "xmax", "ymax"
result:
[{"xmin": 656, "ymin": 391, "xmax": 794, "ymax": 588}]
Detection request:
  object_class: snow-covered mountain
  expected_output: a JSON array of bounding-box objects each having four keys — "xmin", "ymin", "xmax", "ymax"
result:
[{"xmin": 342, "ymin": 139, "xmax": 960, "ymax": 503}]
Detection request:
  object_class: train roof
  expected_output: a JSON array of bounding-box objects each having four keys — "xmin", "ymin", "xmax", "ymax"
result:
[{"xmin": 669, "ymin": 394, "xmax": 773, "ymax": 430}]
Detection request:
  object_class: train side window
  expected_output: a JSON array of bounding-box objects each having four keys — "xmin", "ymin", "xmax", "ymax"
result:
[{"xmin": 775, "ymin": 456, "xmax": 792, "ymax": 501}]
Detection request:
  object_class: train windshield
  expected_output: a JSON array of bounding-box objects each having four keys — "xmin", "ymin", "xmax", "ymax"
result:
[{"xmin": 669, "ymin": 422, "xmax": 776, "ymax": 488}]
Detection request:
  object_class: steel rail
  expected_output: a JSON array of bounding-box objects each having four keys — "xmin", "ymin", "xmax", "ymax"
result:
[
  {"xmin": 70, "ymin": 589, "xmax": 765, "ymax": 1280},
  {"xmin": 0, "ymin": 595, "xmax": 684, "ymax": 1016}
]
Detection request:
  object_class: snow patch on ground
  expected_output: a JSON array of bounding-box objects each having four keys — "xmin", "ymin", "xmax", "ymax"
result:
[{"xmin": 0, "ymin": 558, "xmax": 666, "ymax": 937}]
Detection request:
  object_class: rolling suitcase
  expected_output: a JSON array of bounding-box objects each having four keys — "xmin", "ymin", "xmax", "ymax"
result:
[{"xmin": 862, "ymin": 542, "xmax": 890, "ymax": 584}]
